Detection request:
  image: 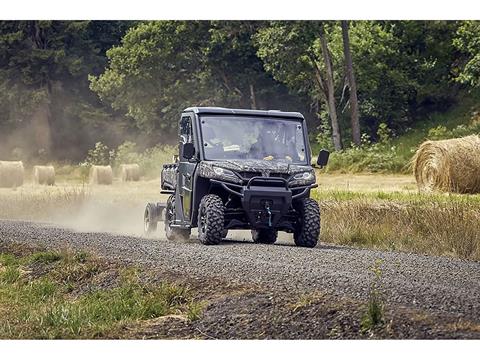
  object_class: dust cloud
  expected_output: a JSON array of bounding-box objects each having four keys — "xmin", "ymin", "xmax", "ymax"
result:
[{"xmin": 51, "ymin": 199, "xmax": 149, "ymax": 237}]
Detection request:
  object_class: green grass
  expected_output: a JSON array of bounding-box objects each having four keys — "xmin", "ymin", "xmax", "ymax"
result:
[
  {"xmin": 0, "ymin": 249, "xmax": 202, "ymax": 339},
  {"xmin": 361, "ymin": 260, "xmax": 385, "ymax": 333}
]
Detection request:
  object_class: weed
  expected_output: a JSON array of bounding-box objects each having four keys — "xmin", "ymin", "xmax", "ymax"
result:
[
  {"xmin": 186, "ymin": 300, "xmax": 204, "ymax": 321},
  {"xmin": 0, "ymin": 253, "xmax": 18, "ymax": 266},
  {"xmin": 361, "ymin": 259, "xmax": 385, "ymax": 333},
  {"xmin": 289, "ymin": 292, "xmax": 322, "ymax": 312},
  {"xmin": 29, "ymin": 251, "xmax": 62, "ymax": 264},
  {"xmin": 0, "ymin": 265, "xmax": 21, "ymax": 284}
]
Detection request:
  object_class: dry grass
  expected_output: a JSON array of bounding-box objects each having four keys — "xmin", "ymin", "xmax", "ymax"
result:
[
  {"xmin": 317, "ymin": 192, "xmax": 480, "ymax": 261},
  {"xmin": 412, "ymin": 135, "xmax": 480, "ymax": 193},
  {"xmin": 0, "ymin": 161, "xmax": 24, "ymax": 188},
  {"xmin": 316, "ymin": 172, "xmax": 417, "ymax": 193},
  {"xmin": 1, "ymin": 172, "xmax": 480, "ymax": 261}
]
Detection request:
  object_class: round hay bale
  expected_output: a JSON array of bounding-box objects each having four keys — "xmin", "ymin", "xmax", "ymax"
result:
[
  {"xmin": 33, "ymin": 165, "xmax": 55, "ymax": 186},
  {"xmin": 89, "ymin": 165, "xmax": 113, "ymax": 185},
  {"xmin": 0, "ymin": 161, "xmax": 24, "ymax": 188},
  {"xmin": 120, "ymin": 163, "xmax": 140, "ymax": 182},
  {"xmin": 412, "ymin": 135, "xmax": 480, "ymax": 193}
]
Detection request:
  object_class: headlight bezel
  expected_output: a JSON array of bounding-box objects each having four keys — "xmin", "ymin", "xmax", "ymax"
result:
[
  {"xmin": 198, "ymin": 163, "xmax": 242, "ymax": 184},
  {"xmin": 289, "ymin": 170, "xmax": 316, "ymax": 186}
]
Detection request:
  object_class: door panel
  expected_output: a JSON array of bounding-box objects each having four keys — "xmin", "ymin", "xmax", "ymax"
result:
[{"xmin": 177, "ymin": 114, "xmax": 197, "ymax": 223}]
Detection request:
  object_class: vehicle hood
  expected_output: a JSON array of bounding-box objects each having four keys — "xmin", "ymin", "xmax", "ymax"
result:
[{"xmin": 203, "ymin": 160, "xmax": 312, "ymax": 176}]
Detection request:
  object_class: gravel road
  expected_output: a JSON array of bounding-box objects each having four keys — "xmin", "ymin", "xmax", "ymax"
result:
[{"xmin": 1, "ymin": 219, "xmax": 480, "ymax": 339}]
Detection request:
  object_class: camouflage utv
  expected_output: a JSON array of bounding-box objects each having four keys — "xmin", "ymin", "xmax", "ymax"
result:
[{"xmin": 144, "ymin": 107, "xmax": 329, "ymax": 247}]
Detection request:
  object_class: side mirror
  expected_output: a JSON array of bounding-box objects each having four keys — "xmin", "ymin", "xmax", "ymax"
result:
[
  {"xmin": 182, "ymin": 143, "xmax": 195, "ymax": 160},
  {"xmin": 317, "ymin": 149, "xmax": 330, "ymax": 168}
]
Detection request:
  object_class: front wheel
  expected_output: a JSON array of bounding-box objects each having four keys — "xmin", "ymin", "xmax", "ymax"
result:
[
  {"xmin": 293, "ymin": 198, "xmax": 320, "ymax": 248},
  {"xmin": 198, "ymin": 194, "xmax": 224, "ymax": 245}
]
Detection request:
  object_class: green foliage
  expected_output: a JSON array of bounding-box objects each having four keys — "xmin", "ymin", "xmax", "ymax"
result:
[
  {"xmin": 0, "ymin": 21, "xmax": 131, "ymax": 159},
  {"xmin": 114, "ymin": 141, "xmax": 142, "ymax": 166},
  {"xmin": 0, "ymin": 249, "xmax": 200, "ymax": 339},
  {"xmin": 29, "ymin": 251, "xmax": 63, "ymax": 264},
  {"xmin": 327, "ymin": 132, "xmax": 405, "ymax": 173},
  {"xmin": 454, "ymin": 21, "xmax": 480, "ymax": 87},
  {"xmin": 315, "ymin": 113, "xmax": 334, "ymax": 151},
  {"xmin": 111, "ymin": 141, "xmax": 175, "ymax": 178},
  {"xmin": 0, "ymin": 20, "xmax": 477, "ymax": 161},
  {"xmin": 361, "ymin": 259, "xmax": 385, "ymax": 332},
  {"xmin": 0, "ymin": 265, "xmax": 21, "ymax": 284},
  {"xmin": 83, "ymin": 142, "xmax": 115, "ymax": 166},
  {"xmin": 427, "ymin": 122, "xmax": 480, "ymax": 140},
  {"xmin": 377, "ymin": 123, "xmax": 392, "ymax": 145}
]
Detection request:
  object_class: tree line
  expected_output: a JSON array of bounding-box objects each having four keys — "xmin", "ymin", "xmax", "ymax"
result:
[{"xmin": 0, "ymin": 20, "xmax": 479, "ymax": 160}]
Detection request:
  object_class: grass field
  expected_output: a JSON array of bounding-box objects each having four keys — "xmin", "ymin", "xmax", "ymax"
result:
[
  {"xmin": 0, "ymin": 245, "xmax": 201, "ymax": 339},
  {"xmin": 1, "ymin": 173, "xmax": 479, "ymax": 261}
]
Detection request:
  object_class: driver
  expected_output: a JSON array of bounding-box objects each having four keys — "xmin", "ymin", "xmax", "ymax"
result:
[{"xmin": 249, "ymin": 125, "xmax": 299, "ymax": 162}]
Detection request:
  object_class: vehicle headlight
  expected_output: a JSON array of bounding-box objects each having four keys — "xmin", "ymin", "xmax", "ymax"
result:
[
  {"xmin": 198, "ymin": 163, "xmax": 241, "ymax": 184},
  {"xmin": 293, "ymin": 171, "xmax": 315, "ymax": 181},
  {"xmin": 290, "ymin": 170, "xmax": 316, "ymax": 186},
  {"xmin": 213, "ymin": 166, "xmax": 236, "ymax": 178}
]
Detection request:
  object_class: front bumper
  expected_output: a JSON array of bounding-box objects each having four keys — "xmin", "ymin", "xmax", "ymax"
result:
[{"xmin": 212, "ymin": 176, "xmax": 317, "ymax": 229}]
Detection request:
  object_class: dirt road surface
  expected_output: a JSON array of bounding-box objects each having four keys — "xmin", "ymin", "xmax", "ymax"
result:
[{"xmin": 1, "ymin": 219, "xmax": 479, "ymax": 339}]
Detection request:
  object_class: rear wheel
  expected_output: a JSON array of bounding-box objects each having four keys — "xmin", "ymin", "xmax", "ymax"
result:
[
  {"xmin": 251, "ymin": 229, "xmax": 278, "ymax": 244},
  {"xmin": 144, "ymin": 203, "xmax": 158, "ymax": 235},
  {"xmin": 198, "ymin": 194, "xmax": 224, "ymax": 245},
  {"xmin": 165, "ymin": 195, "xmax": 191, "ymax": 241},
  {"xmin": 293, "ymin": 198, "xmax": 320, "ymax": 248}
]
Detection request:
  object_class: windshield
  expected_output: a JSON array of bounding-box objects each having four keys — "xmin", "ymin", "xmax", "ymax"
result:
[{"xmin": 200, "ymin": 116, "xmax": 308, "ymax": 164}]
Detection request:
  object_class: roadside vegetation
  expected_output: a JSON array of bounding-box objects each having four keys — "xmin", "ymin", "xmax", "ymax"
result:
[
  {"xmin": 360, "ymin": 260, "xmax": 385, "ymax": 334},
  {"xmin": 0, "ymin": 246, "xmax": 201, "ymax": 339},
  {"xmin": 318, "ymin": 89, "xmax": 480, "ymax": 174},
  {"xmin": 314, "ymin": 189, "xmax": 480, "ymax": 261}
]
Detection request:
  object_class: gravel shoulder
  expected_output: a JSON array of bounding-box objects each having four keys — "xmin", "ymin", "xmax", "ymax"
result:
[{"xmin": 1, "ymin": 219, "xmax": 480, "ymax": 339}]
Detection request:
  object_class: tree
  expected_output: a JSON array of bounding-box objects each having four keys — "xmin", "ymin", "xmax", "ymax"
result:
[
  {"xmin": 341, "ymin": 20, "xmax": 360, "ymax": 146},
  {"xmin": 90, "ymin": 21, "xmax": 308, "ymax": 138},
  {"xmin": 0, "ymin": 20, "xmax": 130, "ymax": 159},
  {"xmin": 319, "ymin": 24, "xmax": 342, "ymax": 150},
  {"xmin": 255, "ymin": 21, "xmax": 343, "ymax": 150},
  {"xmin": 453, "ymin": 21, "xmax": 480, "ymax": 87}
]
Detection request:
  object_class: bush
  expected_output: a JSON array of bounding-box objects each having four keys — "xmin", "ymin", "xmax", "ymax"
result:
[
  {"xmin": 83, "ymin": 142, "xmax": 115, "ymax": 166},
  {"xmin": 326, "ymin": 144, "xmax": 405, "ymax": 173}
]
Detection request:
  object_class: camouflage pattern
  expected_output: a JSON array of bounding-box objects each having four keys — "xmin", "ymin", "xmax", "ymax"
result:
[
  {"xmin": 198, "ymin": 160, "xmax": 315, "ymax": 186},
  {"xmin": 161, "ymin": 163, "xmax": 178, "ymax": 190}
]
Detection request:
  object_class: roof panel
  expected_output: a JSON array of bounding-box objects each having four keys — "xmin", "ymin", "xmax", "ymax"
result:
[{"xmin": 183, "ymin": 107, "xmax": 304, "ymax": 119}]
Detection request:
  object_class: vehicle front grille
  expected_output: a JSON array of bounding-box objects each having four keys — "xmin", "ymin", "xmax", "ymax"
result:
[
  {"xmin": 270, "ymin": 173, "xmax": 290, "ymax": 179},
  {"xmin": 238, "ymin": 171, "xmax": 261, "ymax": 179},
  {"xmin": 238, "ymin": 171, "xmax": 290, "ymax": 180}
]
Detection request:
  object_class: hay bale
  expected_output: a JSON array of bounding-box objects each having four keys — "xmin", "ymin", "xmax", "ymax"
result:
[
  {"xmin": 120, "ymin": 163, "xmax": 140, "ymax": 182},
  {"xmin": 0, "ymin": 161, "xmax": 24, "ymax": 188},
  {"xmin": 33, "ymin": 165, "xmax": 55, "ymax": 185},
  {"xmin": 412, "ymin": 135, "xmax": 480, "ymax": 193},
  {"xmin": 89, "ymin": 165, "xmax": 113, "ymax": 185}
]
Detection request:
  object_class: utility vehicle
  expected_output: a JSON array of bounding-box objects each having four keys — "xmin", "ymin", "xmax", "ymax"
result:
[{"xmin": 144, "ymin": 107, "xmax": 329, "ymax": 247}]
